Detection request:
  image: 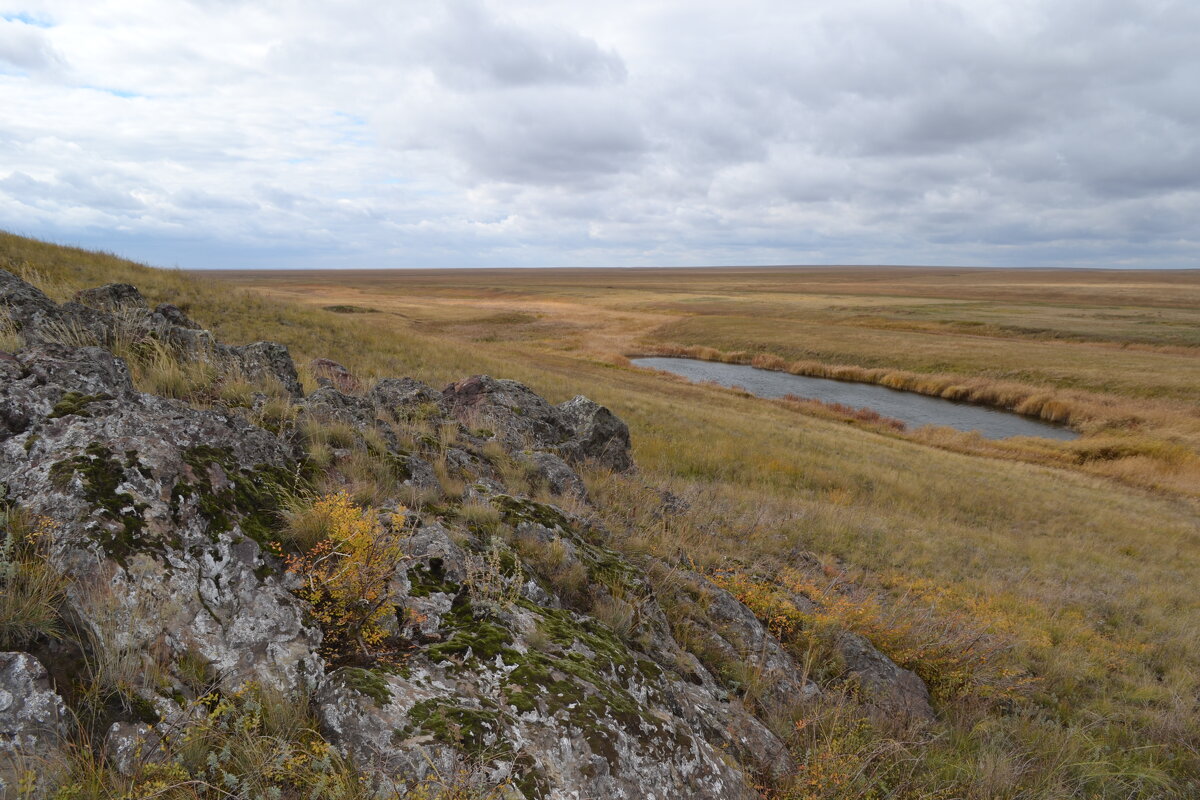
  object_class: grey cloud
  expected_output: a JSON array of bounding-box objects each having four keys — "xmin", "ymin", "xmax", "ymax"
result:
[
  {"xmin": 2, "ymin": 1, "xmax": 1199, "ymax": 268},
  {"xmin": 420, "ymin": 0, "xmax": 626, "ymax": 89},
  {"xmin": 0, "ymin": 18, "xmax": 64, "ymax": 71},
  {"xmin": 0, "ymin": 170, "xmax": 145, "ymax": 212}
]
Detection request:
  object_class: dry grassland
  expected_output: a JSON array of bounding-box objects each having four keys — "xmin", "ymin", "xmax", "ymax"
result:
[{"xmin": 5, "ymin": 233, "xmax": 1200, "ymax": 797}]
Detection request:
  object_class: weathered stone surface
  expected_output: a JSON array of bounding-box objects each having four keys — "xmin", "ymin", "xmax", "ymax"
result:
[
  {"xmin": 837, "ymin": 631, "xmax": 934, "ymax": 721},
  {"xmin": 0, "ymin": 268, "xmax": 62, "ymax": 335},
  {"xmin": 154, "ymin": 303, "xmax": 202, "ymax": 330},
  {"xmin": 0, "ymin": 652, "xmax": 68, "ymax": 795},
  {"xmin": 677, "ymin": 571, "xmax": 821, "ymax": 713},
  {"xmin": 519, "ymin": 451, "xmax": 587, "ymax": 499},
  {"xmin": 227, "ymin": 341, "xmax": 303, "ymax": 398},
  {"xmin": 443, "ymin": 375, "xmax": 633, "ymax": 473},
  {"xmin": 370, "ymin": 377, "xmax": 445, "ymax": 419},
  {"xmin": 318, "ymin": 536, "xmax": 762, "ymax": 800},
  {"xmin": 555, "ymin": 395, "xmax": 633, "ymax": 472},
  {"xmin": 0, "ymin": 343, "xmax": 322, "ymax": 696},
  {"xmin": 74, "ymin": 283, "xmax": 147, "ymax": 311},
  {"xmin": 104, "ymin": 721, "xmax": 160, "ymax": 776},
  {"xmin": 311, "ymin": 357, "xmax": 361, "ymax": 393}
]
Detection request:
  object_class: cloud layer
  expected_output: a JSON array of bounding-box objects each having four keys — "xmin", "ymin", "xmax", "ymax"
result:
[{"xmin": 1, "ymin": 0, "xmax": 1197, "ymax": 268}]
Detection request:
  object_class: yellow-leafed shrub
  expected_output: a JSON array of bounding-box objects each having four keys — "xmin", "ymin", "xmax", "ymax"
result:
[{"xmin": 284, "ymin": 493, "xmax": 408, "ymax": 661}]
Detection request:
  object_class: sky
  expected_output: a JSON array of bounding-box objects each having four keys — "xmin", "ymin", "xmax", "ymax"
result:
[{"xmin": 1, "ymin": 1, "xmax": 1198, "ymax": 270}]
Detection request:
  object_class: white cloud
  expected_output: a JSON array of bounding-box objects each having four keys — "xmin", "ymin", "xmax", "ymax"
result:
[{"xmin": 0, "ymin": 0, "xmax": 1197, "ymax": 267}]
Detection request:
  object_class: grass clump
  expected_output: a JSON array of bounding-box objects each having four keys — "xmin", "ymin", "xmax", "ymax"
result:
[
  {"xmin": 0, "ymin": 308, "xmax": 22, "ymax": 351},
  {"xmin": 0, "ymin": 504, "xmax": 65, "ymax": 648}
]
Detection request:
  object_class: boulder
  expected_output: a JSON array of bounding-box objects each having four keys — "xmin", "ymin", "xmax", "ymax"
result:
[
  {"xmin": 310, "ymin": 357, "xmax": 361, "ymax": 394},
  {"xmin": 443, "ymin": 376, "xmax": 633, "ymax": 472},
  {"xmin": 556, "ymin": 395, "xmax": 633, "ymax": 472},
  {"xmin": 370, "ymin": 377, "xmax": 446, "ymax": 420},
  {"xmin": 837, "ymin": 631, "xmax": 934, "ymax": 722},
  {"xmin": 227, "ymin": 341, "xmax": 303, "ymax": 398},
  {"xmin": 0, "ymin": 269, "xmax": 63, "ymax": 336},
  {"xmin": 519, "ymin": 451, "xmax": 587, "ymax": 499},
  {"xmin": 73, "ymin": 283, "xmax": 147, "ymax": 311}
]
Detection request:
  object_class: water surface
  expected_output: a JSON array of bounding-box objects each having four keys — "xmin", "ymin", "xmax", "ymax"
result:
[{"xmin": 632, "ymin": 357, "xmax": 1079, "ymax": 441}]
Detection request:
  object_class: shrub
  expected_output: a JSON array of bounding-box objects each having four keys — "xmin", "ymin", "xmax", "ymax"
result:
[
  {"xmin": 285, "ymin": 493, "xmax": 408, "ymax": 661},
  {"xmin": 463, "ymin": 542, "xmax": 520, "ymax": 615}
]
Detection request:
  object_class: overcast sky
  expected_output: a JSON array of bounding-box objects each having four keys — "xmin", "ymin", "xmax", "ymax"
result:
[{"xmin": 1, "ymin": 1, "xmax": 1198, "ymax": 269}]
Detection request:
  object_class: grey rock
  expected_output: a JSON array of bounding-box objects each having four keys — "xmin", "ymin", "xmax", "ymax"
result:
[
  {"xmin": 74, "ymin": 283, "xmax": 147, "ymax": 311},
  {"xmin": 443, "ymin": 375, "xmax": 569, "ymax": 448},
  {"xmin": 0, "ymin": 652, "xmax": 68, "ymax": 796},
  {"xmin": 154, "ymin": 303, "xmax": 202, "ymax": 330},
  {"xmin": 556, "ymin": 395, "xmax": 633, "ymax": 472},
  {"xmin": 678, "ymin": 572, "xmax": 820, "ymax": 712},
  {"xmin": 836, "ymin": 631, "xmax": 935, "ymax": 722},
  {"xmin": 519, "ymin": 451, "xmax": 587, "ymax": 499},
  {"xmin": 226, "ymin": 341, "xmax": 303, "ymax": 398},
  {"xmin": 443, "ymin": 375, "xmax": 633, "ymax": 473},
  {"xmin": 311, "ymin": 357, "xmax": 361, "ymax": 394},
  {"xmin": 0, "ymin": 344, "xmax": 322, "ymax": 696},
  {"xmin": 370, "ymin": 377, "xmax": 445, "ymax": 419},
  {"xmin": 104, "ymin": 721, "xmax": 160, "ymax": 776},
  {"xmin": 0, "ymin": 269, "xmax": 63, "ymax": 337}
]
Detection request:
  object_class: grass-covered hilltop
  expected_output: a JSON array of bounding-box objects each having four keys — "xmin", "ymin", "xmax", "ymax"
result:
[{"xmin": 1, "ymin": 230, "xmax": 1198, "ymax": 799}]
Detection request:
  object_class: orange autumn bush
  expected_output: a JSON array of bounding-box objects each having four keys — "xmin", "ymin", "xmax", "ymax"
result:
[{"xmin": 284, "ymin": 492, "xmax": 408, "ymax": 661}]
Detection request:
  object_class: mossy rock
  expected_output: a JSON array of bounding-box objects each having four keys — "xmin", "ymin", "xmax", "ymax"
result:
[
  {"xmin": 49, "ymin": 442, "xmax": 151, "ymax": 562},
  {"xmin": 171, "ymin": 445, "xmax": 302, "ymax": 547},
  {"xmin": 332, "ymin": 666, "xmax": 394, "ymax": 707}
]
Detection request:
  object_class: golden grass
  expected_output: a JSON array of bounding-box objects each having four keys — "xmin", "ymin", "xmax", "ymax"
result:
[{"xmin": 5, "ymin": 232, "xmax": 1200, "ymax": 797}]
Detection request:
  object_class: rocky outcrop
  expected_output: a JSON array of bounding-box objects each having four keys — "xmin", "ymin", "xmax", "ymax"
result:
[
  {"xmin": 443, "ymin": 375, "xmax": 633, "ymax": 472},
  {"xmin": 836, "ymin": 631, "xmax": 934, "ymax": 721},
  {"xmin": 0, "ymin": 342, "xmax": 322, "ymax": 696},
  {"xmin": 74, "ymin": 282, "xmax": 147, "ymax": 311}
]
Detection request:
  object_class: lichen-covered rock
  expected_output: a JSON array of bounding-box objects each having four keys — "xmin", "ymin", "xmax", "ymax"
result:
[
  {"xmin": 317, "ymin": 538, "xmax": 763, "ymax": 800},
  {"xmin": 371, "ymin": 377, "xmax": 445, "ymax": 418},
  {"xmin": 443, "ymin": 375, "xmax": 632, "ymax": 473},
  {"xmin": 0, "ymin": 268, "xmax": 62, "ymax": 336},
  {"xmin": 227, "ymin": 341, "xmax": 303, "ymax": 398},
  {"xmin": 104, "ymin": 721, "xmax": 160, "ymax": 776},
  {"xmin": 676, "ymin": 571, "xmax": 820, "ymax": 713},
  {"xmin": 0, "ymin": 344, "xmax": 322, "ymax": 695},
  {"xmin": 74, "ymin": 283, "xmax": 147, "ymax": 311},
  {"xmin": 0, "ymin": 652, "xmax": 68, "ymax": 795},
  {"xmin": 555, "ymin": 396, "xmax": 633, "ymax": 472}
]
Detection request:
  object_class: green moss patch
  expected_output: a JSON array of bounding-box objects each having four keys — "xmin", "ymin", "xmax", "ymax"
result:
[
  {"xmin": 49, "ymin": 442, "xmax": 150, "ymax": 562},
  {"xmin": 491, "ymin": 494, "xmax": 569, "ymax": 531},
  {"xmin": 48, "ymin": 391, "xmax": 113, "ymax": 419},
  {"xmin": 332, "ymin": 666, "xmax": 394, "ymax": 707},
  {"xmin": 171, "ymin": 445, "xmax": 300, "ymax": 546}
]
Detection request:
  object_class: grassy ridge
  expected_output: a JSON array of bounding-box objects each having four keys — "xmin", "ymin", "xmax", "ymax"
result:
[{"xmin": 5, "ymin": 232, "xmax": 1200, "ymax": 797}]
